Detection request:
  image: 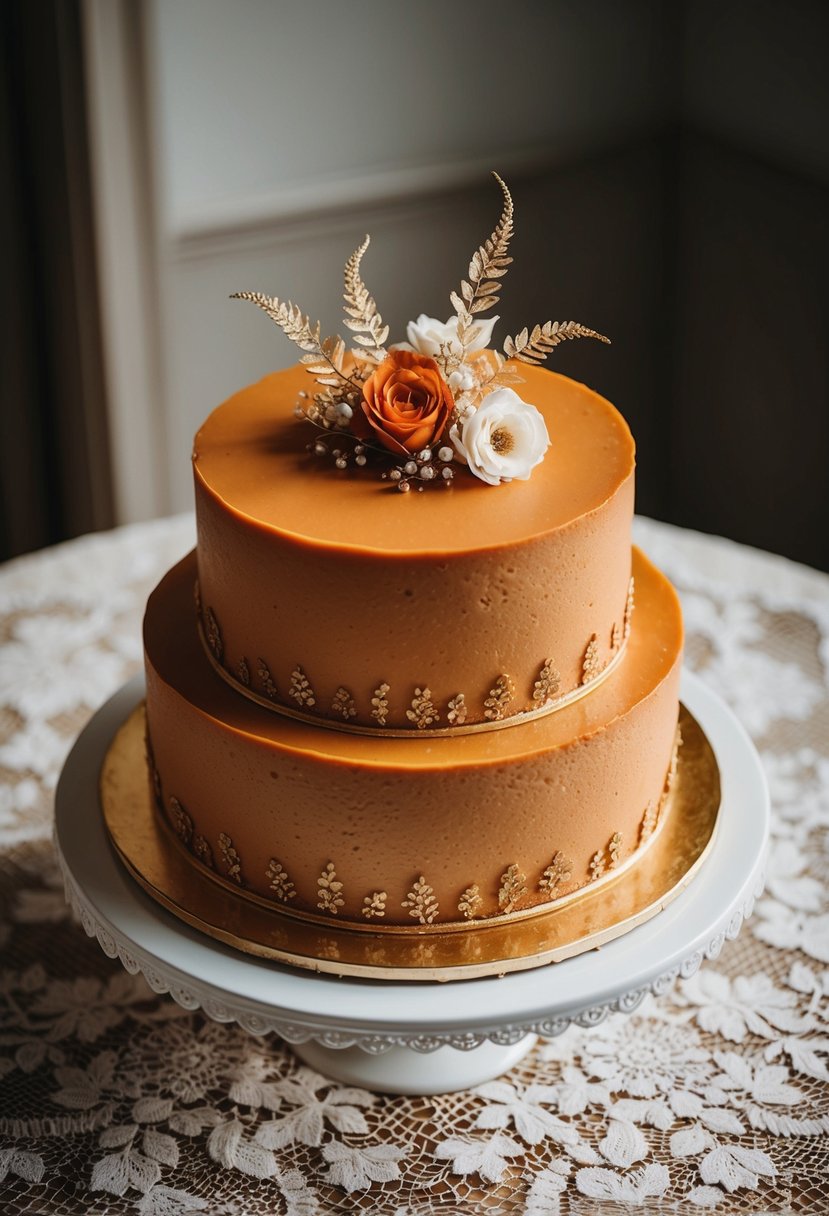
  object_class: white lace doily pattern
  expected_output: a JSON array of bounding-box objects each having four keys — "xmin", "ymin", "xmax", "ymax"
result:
[{"xmin": 2, "ymin": 515, "xmax": 828, "ymax": 1214}]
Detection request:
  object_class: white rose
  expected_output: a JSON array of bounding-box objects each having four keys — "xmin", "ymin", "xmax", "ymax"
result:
[
  {"xmin": 451, "ymin": 388, "xmax": 550, "ymax": 486},
  {"xmin": 405, "ymin": 313, "xmax": 498, "ymax": 358}
]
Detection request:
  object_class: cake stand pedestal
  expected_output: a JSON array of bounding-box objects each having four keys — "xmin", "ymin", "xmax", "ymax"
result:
[{"xmin": 55, "ymin": 672, "xmax": 768, "ymax": 1095}]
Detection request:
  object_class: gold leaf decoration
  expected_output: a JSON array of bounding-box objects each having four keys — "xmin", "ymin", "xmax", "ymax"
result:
[
  {"xmin": 532, "ymin": 659, "xmax": 561, "ymax": 705},
  {"xmin": 539, "ymin": 850, "xmax": 573, "ymax": 895},
  {"xmin": 589, "ymin": 850, "xmax": 606, "ymax": 881},
  {"xmin": 331, "ymin": 686, "xmax": 357, "ymax": 721},
  {"xmin": 639, "ymin": 800, "xmax": 659, "ymax": 844},
  {"xmin": 237, "ymin": 657, "xmax": 251, "ymax": 687},
  {"xmin": 206, "ymin": 608, "xmax": 223, "ymax": 661},
  {"xmin": 362, "ymin": 891, "xmax": 387, "ymax": 920},
  {"xmin": 218, "ymin": 832, "xmax": 243, "ymax": 885},
  {"xmin": 230, "ymin": 292, "xmax": 358, "ymax": 391},
  {"xmin": 504, "ymin": 320, "xmax": 610, "ymax": 366},
  {"xmin": 582, "ymin": 635, "xmax": 602, "ymax": 685},
  {"xmin": 458, "ymin": 884, "xmax": 482, "ymax": 920},
  {"xmin": 402, "ymin": 876, "xmax": 439, "ymax": 924},
  {"xmin": 342, "ymin": 235, "xmax": 389, "ymax": 363},
  {"xmin": 258, "ymin": 659, "xmax": 277, "ymax": 699},
  {"xmin": 370, "ymin": 683, "xmax": 390, "ymax": 726},
  {"xmin": 193, "ymin": 835, "xmax": 214, "ymax": 870},
  {"xmin": 406, "ymin": 687, "xmax": 439, "ymax": 729},
  {"xmin": 624, "ymin": 576, "xmax": 635, "ymax": 641},
  {"xmin": 609, "ymin": 831, "xmax": 623, "ymax": 869},
  {"xmin": 450, "ymin": 172, "xmax": 514, "ymax": 349},
  {"xmin": 317, "ymin": 862, "xmax": 344, "ymax": 915},
  {"xmin": 498, "ymin": 863, "xmax": 528, "ymax": 914},
  {"xmin": 447, "ymin": 693, "xmax": 468, "ymax": 725},
  {"xmin": 484, "ymin": 674, "xmax": 514, "ymax": 722},
  {"xmin": 290, "ymin": 666, "xmax": 316, "ymax": 708},
  {"xmin": 610, "ymin": 621, "xmax": 622, "ymax": 652},
  {"xmin": 265, "ymin": 859, "xmax": 296, "ymax": 903},
  {"xmin": 169, "ymin": 797, "xmax": 192, "ymax": 845}
]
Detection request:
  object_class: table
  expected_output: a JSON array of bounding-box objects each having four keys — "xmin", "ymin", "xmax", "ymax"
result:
[{"xmin": 1, "ymin": 515, "xmax": 828, "ymax": 1213}]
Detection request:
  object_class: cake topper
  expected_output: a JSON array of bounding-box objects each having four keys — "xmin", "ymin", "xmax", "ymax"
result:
[{"xmin": 232, "ymin": 174, "xmax": 609, "ymax": 490}]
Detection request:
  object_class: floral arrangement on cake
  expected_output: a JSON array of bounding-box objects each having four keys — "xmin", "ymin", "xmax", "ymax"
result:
[{"xmin": 232, "ymin": 174, "xmax": 609, "ymax": 490}]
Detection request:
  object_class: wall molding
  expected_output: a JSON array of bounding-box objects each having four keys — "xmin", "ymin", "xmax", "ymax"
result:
[{"xmin": 169, "ymin": 145, "xmax": 567, "ymax": 260}]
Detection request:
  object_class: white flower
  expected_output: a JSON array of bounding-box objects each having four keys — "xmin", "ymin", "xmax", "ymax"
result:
[
  {"xmin": 404, "ymin": 312, "xmax": 498, "ymax": 358},
  {"xmin": 451, "ymin": 387, "xmax": 550, "ymax": 486}
]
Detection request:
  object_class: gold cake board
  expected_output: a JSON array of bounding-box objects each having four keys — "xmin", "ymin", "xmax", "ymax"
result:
[{"xmin": 101, "ymin": 703, "xmax": 720, "ymax": 982}]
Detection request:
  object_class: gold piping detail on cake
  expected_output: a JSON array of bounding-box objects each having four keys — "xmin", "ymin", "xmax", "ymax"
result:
[
  {"xmin": 205, "ymin": 608, "xmax": 223, "ymax": 661},
  {"xmin": 539, "ymin": 850, "xmax": 572, "ymax": 895},
  {"xmin": 611, "ymin": 621, "xmax": 622, "ymax": 652},
  {"xmin": 370, "ymin": 683, "xmax": 390, "ymax": 725},
  {"xmin": 588, "ymin": 849, "xmax": 606, "ymax": 881},
  {"xmin": 265, "ymin": 859, "xmax": 296, "ymax": 902},
  {"xmin": 640, "ymin": 799, "xmax": 659, "ymax": 844},
  {"xmin": 532, "ymin": 659, "xmax": 561, "ymax": 705},
  {"xmin": 447, "ymin": 693, "xmax": 468, "ymax": 725},
  {"xmin": 197, "ymin": 615, "xmax": 630, "ymax": 737},
  {"xmin": 169, "ymin": 797, "xmax": 192, "ymax": 845},
  {"xmin": 317, "ymin": 862, "xmax": 344, "ymax": 914},
  {"xmin": 218, "ymin": 832, "xmax": 243, "ymax": 885},
  {"xmin": 582, "ymin": 634, "xmax": 603, "ymax": 684},
  {"xmin": 257, "ymin": 658, "xmax": 277, "ymax": 699},
  {"xmin": 193, "ymin": 835, "xmax": 214, "ymax": 870},
  {"xmin": 624, "ymin": 575, "xmax": 635, "ymax": 640},
  {"xmin": 458, "ymin": 885, "xmax": 482, "ymax": 920},
  {"xmin": 289, "ymin": 666, "xmax": 316, "ymax": 708},
  {"xmin": 498, "ymin": 863, "xmax": 528, "ymax": 913},
  {"xmin": 484, "ymin": 674, "xmax": 514, "ymax": 722},
  {"xmin": 402, "ymin": 877, "xmax": 439, "ymax": 924},
  {"xmin": 590, "ymin": 831, "xmax": 624, "ymax": 881},
  {"xmin": 362, "ymin": 891, "xmax": 387, "ymax": 920},
  {"xmin": 331, "ymin": 686, "xmax": 357, "ymax": 720},
  {"xmin": 406, "ymin": 688, "xmax": 439, "ymax": 729},
  {"xmin": 237, "ymin": 657, "xmax": 250, "ymax": 687}
]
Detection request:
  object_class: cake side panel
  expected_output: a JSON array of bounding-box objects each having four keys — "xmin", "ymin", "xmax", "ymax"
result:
[{"xmin": 193, "ymin": 468, "xmax": 635, "ymax": 731}]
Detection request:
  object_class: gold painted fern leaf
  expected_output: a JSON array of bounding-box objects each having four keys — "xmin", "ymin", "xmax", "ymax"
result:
[
  {"xmin": 503, "ymin": 320, "xmax": 610, "ymax": 366},
  {"xmin": 342, "ymin": 235, "xmax": 388, "ymax": 362},
  {"xmin": 450, "ymin": 172, "xmax": 514, "ymax": 351},
  {"xmin": 230, "ymin": 291, "xmax": 355, "ymax": 385}
]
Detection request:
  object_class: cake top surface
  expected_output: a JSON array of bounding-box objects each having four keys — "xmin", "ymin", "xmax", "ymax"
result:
[{"xmin": 193, "ymin": 363, "xmax": 634, "ymax": 556}]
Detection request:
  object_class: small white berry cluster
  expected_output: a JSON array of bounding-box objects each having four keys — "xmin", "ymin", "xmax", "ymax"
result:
[
  {"xmin": 305, "ymin": 436, "xmax": 370, "ymax": 470},
  {"xmin": 383, "ymin": 446, "xmax": 456, "ymax": 493}
]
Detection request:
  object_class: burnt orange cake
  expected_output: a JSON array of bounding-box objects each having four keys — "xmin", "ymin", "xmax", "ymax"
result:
[
  {"xmin": 143, "ymin": 366, "xmax": 682, "ymax": 930},
  {"xmin": 141, "ymin": 176, "xmax": 683, "ymax": 938}
]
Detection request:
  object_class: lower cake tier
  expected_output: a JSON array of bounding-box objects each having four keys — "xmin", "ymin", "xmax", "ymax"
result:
[{"xmin": 143, "ymin": 547, "xmax": 683, "ymax": 929}]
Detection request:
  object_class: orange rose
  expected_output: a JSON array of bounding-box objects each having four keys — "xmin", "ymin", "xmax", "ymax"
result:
[{"xmin": 354, "ymin": 350, "xmax": 454, "ymax": 456}]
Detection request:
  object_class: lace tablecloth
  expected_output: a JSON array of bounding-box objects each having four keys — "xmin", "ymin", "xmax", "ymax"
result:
[{"xmin": 1, "ymin": 515, "xmax": 828, "ymax": 1214}]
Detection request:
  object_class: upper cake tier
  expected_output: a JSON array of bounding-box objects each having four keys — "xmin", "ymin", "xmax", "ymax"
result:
[{"xmin": 193, "ymin": 363, "xmax": 635, "ymax": 733}]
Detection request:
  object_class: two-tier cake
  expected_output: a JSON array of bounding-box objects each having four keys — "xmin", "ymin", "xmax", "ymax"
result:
[{"xmin": 141, "ymin": 176, "xmax": 683, "ymax": 940}]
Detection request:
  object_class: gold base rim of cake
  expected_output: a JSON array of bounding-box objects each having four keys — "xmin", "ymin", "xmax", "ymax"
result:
[{"xmin": 101, "ymin": 702, "xmax": 719, "ymax": 980}]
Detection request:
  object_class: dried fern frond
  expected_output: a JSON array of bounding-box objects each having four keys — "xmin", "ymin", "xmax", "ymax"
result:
[
  {"xmin": 503, "ymin": 320, "xmax": 610, "ymax": 366},
  {"xmin": 450, "ymin": 172, "xmax": 514, "ymax": 352},
  {"xmin": 342, "ymin": 236, "xmax": 388, "ymax": 363},
  {"xmin": 230, "ymin": 292, "xmax": 357, "ymax": 386}
]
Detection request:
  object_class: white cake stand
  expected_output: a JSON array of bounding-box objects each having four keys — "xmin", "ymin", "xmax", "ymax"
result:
[{"xmin": 55, "ymin": 671, "xmax": 768, "ymax": 1095}]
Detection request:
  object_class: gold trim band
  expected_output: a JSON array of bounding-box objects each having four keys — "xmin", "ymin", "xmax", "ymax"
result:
[{"xmin": 196, "ymin": 619, "xmax": 630, "ymax": 739}]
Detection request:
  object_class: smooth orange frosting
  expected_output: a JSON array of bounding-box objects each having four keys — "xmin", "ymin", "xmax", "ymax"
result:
[
  {"xmin": 144, "ymin": 546, "xmax": 682, "ymax": 927},
  {"xmin": 193, "ymin": 364, "xmax": 636, "ymax": 731}
]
